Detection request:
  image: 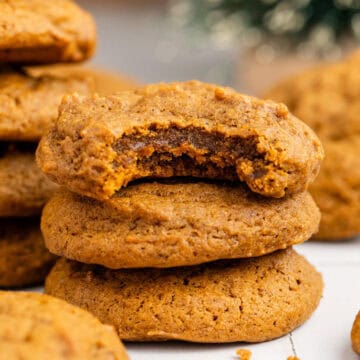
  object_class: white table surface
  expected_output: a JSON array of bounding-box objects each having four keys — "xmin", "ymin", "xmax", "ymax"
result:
[{"xmin": 26, "ymin": 240, "xmax": 360, "ymax": 360}]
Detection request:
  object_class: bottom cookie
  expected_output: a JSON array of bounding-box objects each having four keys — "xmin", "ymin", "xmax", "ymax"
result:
[
  {"xmin": 352, "ymin": 312, "xmax": 360, "ymax": 355},
  {"xmin": 0, "ymin": 218, "xmax": 56, "ymax": 287},
  {"xmin": 0, "ymin": 291, "xmax": 128, "ymax": 360},
  {"xmin": 46, "ymin": 248, "xmax": 323, "ymax": 343}
]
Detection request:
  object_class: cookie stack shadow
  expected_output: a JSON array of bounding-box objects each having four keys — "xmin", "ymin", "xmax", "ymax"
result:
[{"xmin": 39, "ymin": 81, "xmax": 325, "ymax": 343}]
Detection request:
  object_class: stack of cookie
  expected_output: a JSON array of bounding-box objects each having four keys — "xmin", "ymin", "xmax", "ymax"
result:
[
  {"xmin": 0, "ymin": 0, "xmax": 97, "ymax": 288},
  {"xmin": 39, "ymin": 81, "xmax": 324, "ymax": 343}
]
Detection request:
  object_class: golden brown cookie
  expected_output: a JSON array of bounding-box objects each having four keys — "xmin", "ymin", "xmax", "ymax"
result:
[
  {"xmin": 0, "ymin": 0, "xmax": 96, "ymax": 64},
  {"xmin": 309, "ymin": 137, "xmax": 360, "ymax": 240},
  {"xmin": 42, "ymin": 182, "xmax": 320, "ymax": 268},
  {"xmin": 0, "ymin": 143, "xmax": 57, "ymax": 217},
  {"xmin": 263, "ymin": 54, "xmax": 360, "ymax": 141},
  {"xmin": 352, "ymin": 312, "xmax": 360, "ymax": 355},
  {"xmin": 26, "ymin": 64, "xmax": 138, "ymax": 95},
  {"xmin": 0, "ymin": 218, "xmax": 56, "ymax": 288},
  {"xmin": 0, "ymin": 291, "xmax": 129, "ymax": 359},
  {"xmin": 0, "ymin": 66, "xmax": 93, "ymax": 141},
  {"xmin": 36, "ymin": 81, "xmax": 323, "ymax": 200},
  {"xmin": 45, "ymin": 248, "xmax": 323, "ymax": 343},
  {"xmin": 264, "ymin": 54, "xmax": 360, "ymax": 240}
]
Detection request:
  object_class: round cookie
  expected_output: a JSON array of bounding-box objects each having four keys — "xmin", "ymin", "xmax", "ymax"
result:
[
  {"xmin": 45, "ymin": 248, "xmax": 323, "ymax": 343},
  {"xmin": 352, "ymin": 312, "xmax": 360, "ymax": 355},
  {"xmin": 0, "ymin": 291, "xmax": 128, "ymax": 360},
  {"xmin": 0, "ymin": 66, "xmax": 93, "ymax": 141},
  {"xmin": 42, "ymin": 182, "xmax": 320, "ymax": 268},
  {"xmin": 263, "ymin": 54, "xmax": 360, "ymax": 141},
  {"xmin": 309, "ymin": 137, "xmax": 360, "ymax": 240},
  {"xmin": 264, "ymin": 54, "xmax": 360, "ymax": 240},
  {"xmin": 36, "ymin": 80, "xmax": 324, "ymax": 201},
  {"xmin": 0, "ymin": 0, "xmax": 96, "ymax": 64},
  {"xmin": 27, "ymin": 64, "xmax": 138, "ymax": 95},
  {"xmin": 0, "ymin": 218, "xmax": 56, "ymax": 288},
  {"xmin": 0, "ymin": 143, "xmax": 57, "ymax": 217}
]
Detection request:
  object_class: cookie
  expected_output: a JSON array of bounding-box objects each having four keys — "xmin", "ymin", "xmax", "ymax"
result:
[
  {"xmin": 45, "ymin": 248, "xmax": 323, "ymax": 343},
  {"xmin": 263, "ymin": 54, "xmax": 360, "ymax": 141},
  {"xmin": 0, "ymin": 66, "xmax": 94, "ymax": 141},
  {"xmin": 42, "ymin": 182, "xmax": 320, "ymax": 268},
  {"xmin": 309, "ymin": 137, "xmax": 360, "ymax": 240},
  {"xmin": 26, "ymin": 64, "xmax": 138, "ymax": 95},
  {"xmin": 0, "ymin": 143, "xmax": 57, "ymax": 217},
  {"xmin": 0, "ymin": 218, "xmax": 56, "ymax": 288},
  {"xmin": 0, "ymin": 0, "xmax": 96, "ymax": 64},
  {"xmin": 264, "ymin": 54, "xmax": 360, "ymax": 240},
  {"xmin": 352, "ymin": 311, "xmax": 360, "ymax": 355},
  {"xmin": 0, "ymin": 291, "xmax": 129, "ymax": 359},
  {"xmin": 36, "ymin": 81, "xmax": 323, "ymax": 200}
]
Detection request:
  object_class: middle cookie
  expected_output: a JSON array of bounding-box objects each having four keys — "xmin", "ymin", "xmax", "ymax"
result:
[{"xmin": 41, "ymin": 181, "xmax": 320, "ymax": 268}]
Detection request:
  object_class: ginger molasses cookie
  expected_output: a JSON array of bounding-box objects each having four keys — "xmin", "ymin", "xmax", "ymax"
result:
[
  {"xmin": 263, "ymin": 54, "xmax": 360, "ymax": 141},
  {"xmin": 42, "ymin": 182, "xmax": 320, "ymax": 268},
  {"xmin": 264, "ymin": 54, "xmax": 360, "ymax": 240},
  {"xmin": 0, "ymin": 143, "xmax": 57, "ymax": 217},
  {"xmin": 27, "ymin": 65, "xmax": 138, "ymax": 95},
  {"xmin": 36, "ymin": 81, "xmax": 323, "ymax": 200},
  {"xmin": 45, "ymin": 248, "xmax": 323, "ymax": 343},
  {"xmin": 0, "ymin": 0, "xmax": 96, "ymax": 64},
  {"xmin": 352, "ymin": 312, "xmax": 360, "ymax": 355},
  {"xmin": 0, "ymin": 291, "xmax": 129, "ymax": 360},
  {"xmin": 0, "ymin": 66, "xmax": 93, "ymax": 141},
  {"xmin": 0, "ymin": 218, "xmax": 56, "ymax": 288},
  {"xmin": 309, "ymin": 137, "xmax": 360, "ymax": 240}
]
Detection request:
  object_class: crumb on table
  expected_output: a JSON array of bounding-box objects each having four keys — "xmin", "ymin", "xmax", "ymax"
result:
[{"xmin": 236, "ymin": 349, "xmax": 252, "ymax": 360}]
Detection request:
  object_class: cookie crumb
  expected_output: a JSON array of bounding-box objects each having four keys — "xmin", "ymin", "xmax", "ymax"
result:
[{"xmin": 236, "ymin": 349, "xmax": 252, "ymax": 360}]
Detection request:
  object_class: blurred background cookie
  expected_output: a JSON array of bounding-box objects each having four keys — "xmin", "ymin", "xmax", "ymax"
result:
[
  {"xmin": 264, "ymin": 54, "xmax": 360, "ymax": 240},
  {"xmin": 0, "ymin": 0, "xmax": 96, "ymax": 64},
  {"xmin": 0, "ymin": 291, "xmax": 129, "ymax": 359},
  {"xmin": 0, "ymin": 218, "xmax": 56, "ymax": 288}
]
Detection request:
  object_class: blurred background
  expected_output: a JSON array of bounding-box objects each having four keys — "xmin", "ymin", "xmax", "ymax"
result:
[{"xmin": 77, "ymin": 0, "xmax": 360, "ymax": 94}]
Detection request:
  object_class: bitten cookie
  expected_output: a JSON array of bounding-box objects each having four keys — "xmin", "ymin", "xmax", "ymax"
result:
[
  {"xmin": 0, "ymin": 0, "xmax": 96, "ymax": 64},
  {"xmin": 36, "ymin": 80, "xmax": 323, "ymax": 200},
  {"xmin": 0, "ymin": 218, "xmax": 56, "ymax": 288},
  {"xmin": 42, "ymin": 182, "xmax": 320, "ymax": 268},
  {"xmin": 0, "ymin": 66, "xmax": 93, "ymax": 141},
  {"xmin": 0, "ymin": 291, "xmax": 128, "ymax": 359},
  {"xmin": 0, "ymin": 143, "xmax": 57, "ymax": 217},
  {"xmin": 264, "ymin": 54, "xmax": 360, "ymax": 240},
  {"xmin": 352, "ymin": 312, "xmax": 360, "ymax": 355},
  {"xmin": 45, "ymin": 248, "xmax": 323, "ymax": 343}
]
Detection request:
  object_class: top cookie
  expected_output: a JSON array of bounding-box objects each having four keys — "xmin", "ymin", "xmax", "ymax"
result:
[
  {"xmin": 0, "ymin": 291, "xmax": 128, "ymax": 360},
  {"xmin": 0, "ymin": 0, "xmax": 96, "ymax": 64},
  {"xmin": 263, "ymin": 53, "xmax": 360, "ymax": 141},
  {"xmin": 36, "ymin": 81, "xmax": 324, "ymax": 200}
]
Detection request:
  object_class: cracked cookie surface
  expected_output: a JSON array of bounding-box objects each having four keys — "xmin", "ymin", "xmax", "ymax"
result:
[
  {"xmin": 0, "ymin": 291, "xmax": 128, "ymax": 359},
  {"xmin": 45, "ymin": 248, "xmax": 323, "ymax": 343},
  {"xmin": 0, "ymin": 0, "xmax": 96, "ymax": 64},
  {"xmin": 37, "ymin": 81, "xmax": 323, "ymax": 200},
  {"xmin": 42, "ymin": 181, "xmax": 320, "ymax": 268}
]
